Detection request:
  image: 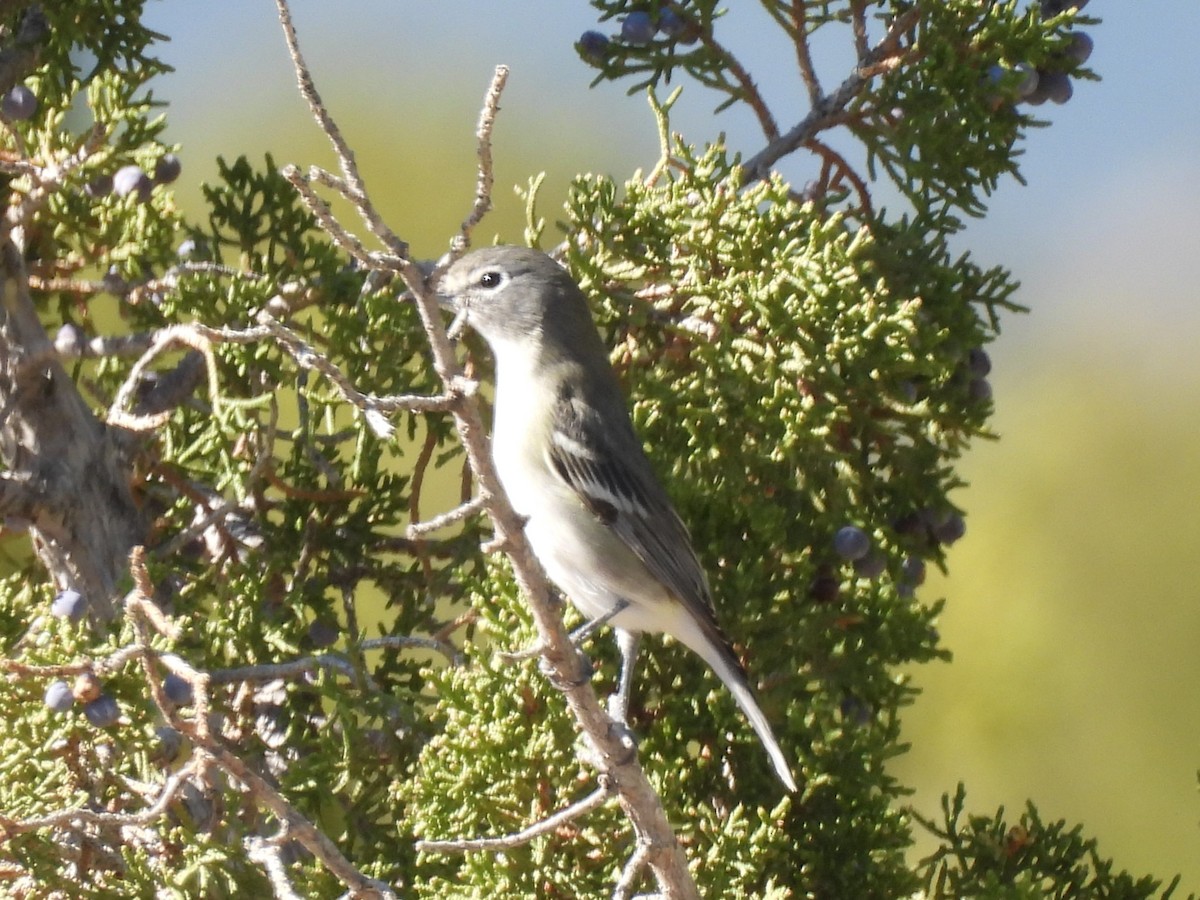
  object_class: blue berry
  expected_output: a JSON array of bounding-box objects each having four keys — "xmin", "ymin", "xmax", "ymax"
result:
[
  {"xmin": 933, "ymin": 512, "xmax": 966, "ymax": 545},
  {"xmin": 1064, "ymin": 32, "xmax": 1093, "ymax": 65},
  {"xmin": 833, "ymin": 525, "xmax": 871, "ymax": 561},
  {"xmin": 44, "ymin": 680, "xmax": 74, "ymax": 712},
  {"xmin": 853, "ymin": 551, "xmax": 887, "ymax": 579},
  {"xmin": 54, "ymin": 322, "xmax": 86, "ymax": 356},
  {"xmin": 578, "ymin": 30, "xmax": 610, "ymax": 63},
  {"xmin": 83, "ymin": 694, "xmax": 120, "ymax": 728},
  {"xmin": 967, "ymin": 347, "xmax": 992, "ymax": 377},
  {"xmin": 2, "ymin": 84, "xmax": 37, "ymax": 120},
  {"xmin": 1040, "ymin": 0, "xmax": 1088, "ymax": 17},
  {"xmin": 660, "ymin": 8, "xmax": 700, "ymax": 43},
  {"xmin": 621, "ymin": 11, "xmax": 655, "ymax": 45},
  {"xmin": 659, "ymin": 10, "xmax": 683, "ymax": 35},
  {"xmin": 1014, "ymin": 64, "xmax": 1039, "ymax": 99},
  {"xmin": 153, "ymin": 154, "xmax": 182, "ymax": 185},
  {"xmin": 84, "ymin": 173, "xmax": 113, "ymax": 198},
  {"xmin": 901, "ymin": 556, "xmax": 926, "ymax": 586},
  {"xmin": 51, "ymin": 588, "xmax": 87, "ymax": 621},
  {"xmin": 968, "ymin": 377, "xmax": 993, "ymax": 403},
  {"xmin": 154, "ymin": 726, "xmax": 184, "ymax": 763},
  {"xmin": 1042, "ymin": 71, "xmax": 1073, "ymax": 104},
  {"xmin": 308, "ymin": 618, "xmax": 339, "ymax": 649},
  {"xmin": 163, "ymin": 673, "xmax": 194, "ymax": 706},
  {"xmin": 1025, "ymin": 70, "xmax": 1072, "ymax": 106},
  {"xmin": 113, "ymin": 164, "xmax": 152, "ymax": 201}
]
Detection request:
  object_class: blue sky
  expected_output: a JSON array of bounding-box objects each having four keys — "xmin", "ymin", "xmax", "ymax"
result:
[{"xmin": 143, "ymin": 1, "xmax": 1200, "ymax": 365}]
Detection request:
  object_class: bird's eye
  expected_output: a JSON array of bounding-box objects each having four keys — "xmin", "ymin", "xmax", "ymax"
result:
[{"xmin": 478, "ymin": 270, "xmax": 503, "ymax": 289}]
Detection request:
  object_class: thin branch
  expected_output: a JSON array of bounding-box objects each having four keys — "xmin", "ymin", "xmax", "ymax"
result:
[
  {"xmin": 254, "ymin": 310, "xmax": 394, "ymax": 438},
  {"xmin": 208, "ymin": 636, "xmax": 462, "ymax": 685},
  {"xmin": 0, "ymin": 757, "xmax": 205, "ymax": 836},
  {"xmin": 741, "ymin": 6, "xmax": 922, "ymax": 184},
  {"xmin": 789, "ymin": 1, "xmax": 822, "ymax": 104},
  {"xmin": 272, "ymin": 0, "xmax": 407, "ymax": 260},
  {"xmin": 124, "ymin": 549, "xmax": 397, "ymax": 899},
  {"xmin": 416, "ymin": 783, "xmax": 610, "ymax": 853},
  {"xmin": 452, "ymin": 64, "xmax": 508, "ymax": 255},
  {"xmin": 406, "ymin": 494, "xmax": 488, "ymax": 539},
  {"xmin": 850, "ymin": 0, "xmax": 870, "ymax": 61},
  {"xmin": 614, "ymin": 842, "xmax": 653, "ymax": 900},
  {"xmin": 107, "ymin": 323, "xmax": 224, "ymax": 432},
  {"xmin": 688, "ymin": 13, "xmax": 779, "ymax": 142},
  {"xmin": 246, "ymin": 833, "xmax": 305, "ymax": 900},
  {"xmin": 203, "ymin": 739, "xmax": 399, "ymax": 899},
  {"xmin": 803, "ymin": 136, "xmax": 873, "ymax": 217},
  {"xmin": 280, "ymin": 165, "xmax": 374, "ymax": 267}
]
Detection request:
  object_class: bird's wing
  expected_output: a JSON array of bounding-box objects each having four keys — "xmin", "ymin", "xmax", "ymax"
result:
[{"xmin": 545, "ymin": 383, "xmax": 715, "ymax": 618}]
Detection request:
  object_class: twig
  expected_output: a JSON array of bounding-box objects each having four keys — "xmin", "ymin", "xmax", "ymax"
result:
[
  {"xmin": 689, "ymin": 13, "xmax": 779, "ymax": 142},
  {"xmin": 407, "ymin": 494, "xmax": 488, "ymax": 539},
  {"xmin": 803, "ymin": 136, "xmax": 873, "ymax": 217},
  {"xmin": 280, "ymin": 165, "xmax": 375, "ymax": 267},
  {"xmin": 789, "ymin": 1, "xmax": 822, "ymax": 104},
  {"xmin": 850, "ymin": 0, "xmax": 870, "ymax": 61},
  {"xmin": 613, "ymin": 841, "xmax": 654, "ymax": 900},
  {"xmin": 107, "ymin": 323, "xmax": 224, "ymax": 432},
  {"xmin": 741, "ymin": 6, "xmax": 921, "ymax": 184},
  {"xmin": 123, "ymin": 548, "xmax": 397, "ymax": 899},
  {"xmin": 272, "ymin": 0, "xmax": 407, "ymax": 261},
  {"xmin": 416, "ymin": 783, "xmax": 610, "ymax": 853},
  {"xmin": 246, "ymin": 833, "xmax": 305, "ymax": 900},
  {"xmin": 254, "ymin": 310, "xmax": 394, "ymax": 438},
  {"xmin": 0, "ymin": 757, "xmax": 205, "ymax": 836},
  {"xmin": 208, "ymin": 636, "xmax": 461, "ymax": 685},
  {"xmin": 451, "ymin": 64, "xmax": 508, "ymax": 255}
]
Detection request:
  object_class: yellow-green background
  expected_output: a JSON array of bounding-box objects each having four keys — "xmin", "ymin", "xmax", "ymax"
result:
[{"xmin": 141, "ymin": 0, "xmax": 1200, "ymax": 887}]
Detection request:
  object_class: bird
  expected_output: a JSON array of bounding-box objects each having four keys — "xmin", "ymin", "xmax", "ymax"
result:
[{"xmin": 436, "ymin": 244, "xmax": 796, "ymax": 792}]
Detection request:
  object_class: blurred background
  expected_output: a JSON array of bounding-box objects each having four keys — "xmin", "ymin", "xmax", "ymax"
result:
[{"xmin": 142, "ymin": 1, "xmax": 1200, "ymax": 887}]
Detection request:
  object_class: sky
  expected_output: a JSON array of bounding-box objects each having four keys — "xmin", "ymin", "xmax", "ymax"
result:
[{"xmin": 140, "ymin": 0, "xmax": 1200, "ymax": 887}]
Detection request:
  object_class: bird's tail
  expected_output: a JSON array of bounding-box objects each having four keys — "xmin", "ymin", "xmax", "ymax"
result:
[{"xmin": 679, "ymin": 616, "xmax": 798, "ymax": 793}]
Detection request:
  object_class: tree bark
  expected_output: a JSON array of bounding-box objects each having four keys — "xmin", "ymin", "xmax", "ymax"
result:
[{"xmin": 0, "ymin": 239, "xmax": 144, "ymax": 620}]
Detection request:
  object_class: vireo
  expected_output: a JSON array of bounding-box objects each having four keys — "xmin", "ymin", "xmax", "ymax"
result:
[{"xmin": 437, "ymin": 245, "xmax": 796, "ymax": 792}]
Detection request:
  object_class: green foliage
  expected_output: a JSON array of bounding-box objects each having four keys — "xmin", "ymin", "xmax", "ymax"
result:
[
  {"xmin": 0, "ymin": 0, "xmax": 1187, "ymax": 897},
  {"xmin": 915, "ymin": 785, "xmax": 1185, "ymax": 899}
]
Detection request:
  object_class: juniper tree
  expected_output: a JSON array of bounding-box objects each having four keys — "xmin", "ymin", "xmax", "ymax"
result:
[{"xmin": 0, "ymin": 1, "xmax": 1187, "ymax": 898}]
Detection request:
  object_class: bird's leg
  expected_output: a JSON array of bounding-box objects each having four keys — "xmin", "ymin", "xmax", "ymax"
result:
[
  {"xmin": 567, "ymin": 598, "xmax": 629, "ymax": 648},
  {"xmin": 607, "ymin": 628, "xmax": 641, "ymax": 725},
  {"xmin": 496, "ymin": 597, "xmax": 627, "ymax": 665}
]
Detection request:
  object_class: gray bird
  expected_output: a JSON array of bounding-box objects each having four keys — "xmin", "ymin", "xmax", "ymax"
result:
[{"xmin": 437, "ymin": 245, "xmax": 796, "ymax": 792}]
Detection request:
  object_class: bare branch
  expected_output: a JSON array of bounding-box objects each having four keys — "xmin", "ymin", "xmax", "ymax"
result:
[
  {"xmin": 122, "ymin": 552, "xmax": 397, "ymax": 898},
  {"xmin": 687, "ymin": 10, "xmax": 779, "ymax": 142},
  {"xmin": 406, "ymin": 494, "xmax": 488, "ymax": 539},
  {"xmin": 107, "ymin": 323, "xmax": 224, "ymax": 433},
  {"xmin": 272, "ymin": 0, "xmax": 407, "ymax": 260},
  {"xmin": 451, "ymin": 64, "xmax": 509, "ymax": 255},
  {"xmin": 741, "ymin": 6, "xmax": 921, "ymax": 184},
  {"xmin": 246, "ymin": 833, "xmax": 305, "ymax": 900},
  {"xmin": 789, "ymin": 1, "xmax": 822, "ymax": 104},
  {"xmin": 207, "ymin": 635, "xmax": 461, "ymax": 686},
  {"xmin": 254, "ymin": 310, "xmax": 395, "ymax": 438},
  {"xmin": 280, "ymin": 164, "xmax": 375, "ymax": 267},
  {"xmin": 614, "ymin": 842, "xmax": 654, "ymax": 900},
  {"xmin": 416, "ymin": 783, "xmax": 610, "ymax": 854},
  {"xmin": 0, "ymin": 757, "xmax": 205, "ymax": 836}
]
